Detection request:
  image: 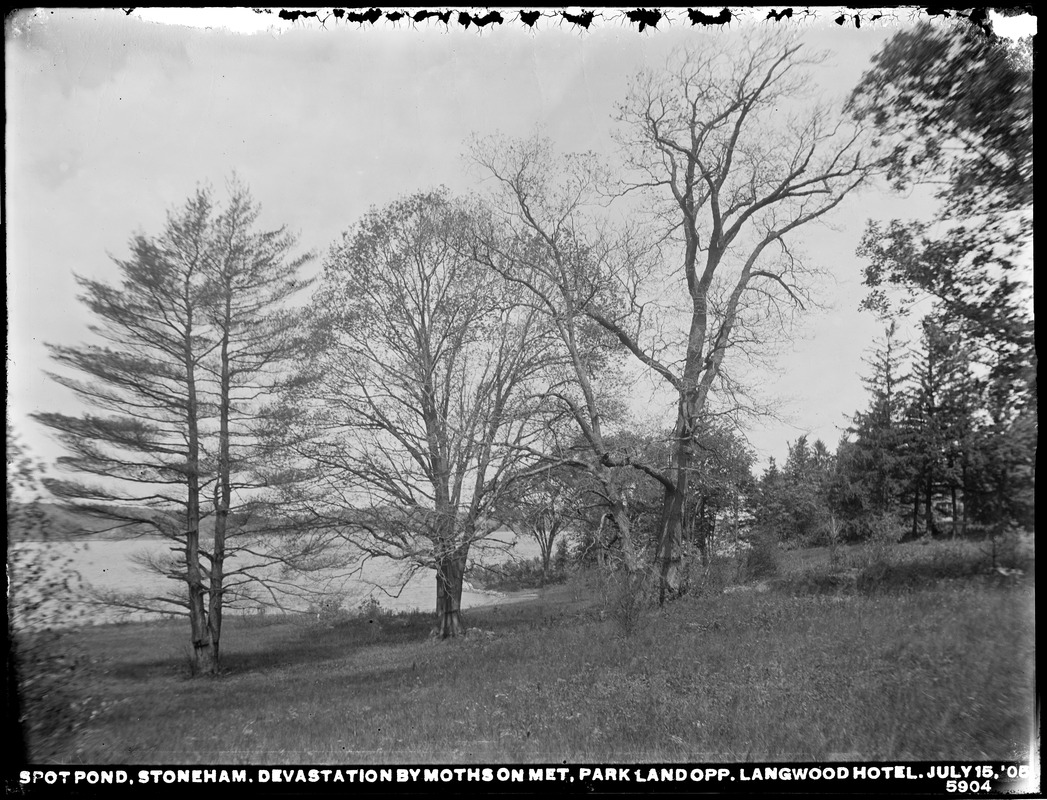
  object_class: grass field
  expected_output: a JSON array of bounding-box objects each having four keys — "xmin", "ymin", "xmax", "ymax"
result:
[{"xmin": 16, "ymin": 538, "xmax": 1035, "ymax": 764}]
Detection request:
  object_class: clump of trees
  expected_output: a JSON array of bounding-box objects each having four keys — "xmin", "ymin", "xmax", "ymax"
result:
[
  {"xmin": 472, "ymin": 31, "xmax": 873, "ymax": 602},
  {"xmin": 31, "ymin": 180, "xmax": 347, "ymax": 675},
  {"xmin": 844, "ymin": 18, "xmax": 1034, "ymax": 542},
  {"xmin": 751, "ymin": 316, "xmax": 1034, "ymax": 548},
  {"xmin": 22, "ymin": 23, "xmax": 1032, "ymax": 666},
  {"xmin": 744, "ymin": 20, "xmax": 1034, "ymax": 553},
  {"xmin": 753, "ymin": 435, "xmax": 835, "ymax": 547}
]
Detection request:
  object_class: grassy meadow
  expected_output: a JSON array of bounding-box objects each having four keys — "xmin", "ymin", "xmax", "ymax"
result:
[{"xmin": 17, "ymin": 537, "xmax": 1035, "ymax": 765}]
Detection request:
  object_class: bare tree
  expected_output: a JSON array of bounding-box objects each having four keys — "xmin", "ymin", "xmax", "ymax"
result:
[
  {"xmin": 470, "ymin": 135, "xmax": 665, "ymax": 573},
  {"xmin": 605, "ymin": 32, "xmax": 873, "ymax": 599},
  {"xmin": 282, "ymin": 191, "xmax": 559, "ymax": 637}
]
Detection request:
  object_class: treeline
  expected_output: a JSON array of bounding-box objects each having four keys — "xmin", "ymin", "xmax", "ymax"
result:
[
  {"xmin": 752, "ymin": 320, "xmax": 1035, "ymax": 547},
  {"xmin": 749, "ymin": 18, "xmax": 1036, "ymax": 550},
  {"xmin": 14, "ymin": 23, "xmax": 1033, "ymax": 679},
  {"xmin": 496, "ymin": 422, "xmax": 755, "ymax": 578}
]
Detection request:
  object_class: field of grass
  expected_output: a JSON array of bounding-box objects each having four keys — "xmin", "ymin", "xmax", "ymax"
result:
[{"xmin": 16, "ymin": 538, "xmax": 1035, "ymax": 765}]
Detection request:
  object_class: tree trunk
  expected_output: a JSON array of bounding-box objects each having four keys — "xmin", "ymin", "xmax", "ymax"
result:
[
  {"xmin": 186, "ymin": 537, "xmax": 218, "ymax": 676},
  {"xmin": 924, "ymin": 476, "xmax": 936, "ymax": 537},
  {"xmin": 696, "ymin": 499, "xmax": 709, "ymax": 568},
  {"xmin": 183, "ymin": 292, "xmax": 217, "ymax": 677},
  {"xmin": 435, "ymin": 546, "xmax": 468, "ymax": 638},
  {"xmin": 911, "ymin": 487, "xmax": 920, "ymax": 539},
  {"xmin": 657, "ymin": 397, "xmax": 695, "ymax": 603},
  {"xmin": 608, "ymin": 497, "xmax": 638, "ymax": 573},
  {"xmin": 537, "ymin": 524, "xmax": 551, "ymax": 585},
  {"xmin": 185, "ymin": 490, "xmax": 217, "ymax": 675},
  {"xmin": 208, "ymin": 293, "xmax": 233, "ymax": 671},
  {"xmin": 656, "ymin": 487, "xmax": 686, "ymax": 605},
  {"xmin": 594, "ymin": 514, "xmax": 609, "ymax": 570},
  {"xmin": 950, "ymin": 485, "xmax": 958, "ymax": 539},
  {"xmin": 960, "ymin": 461, "xmax": 969, "ymax": 537}
]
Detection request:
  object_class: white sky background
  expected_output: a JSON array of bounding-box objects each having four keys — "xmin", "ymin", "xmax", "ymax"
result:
[{"xmin": 5, "ymin": 7, "xmax": 1034, "ymax": 475}]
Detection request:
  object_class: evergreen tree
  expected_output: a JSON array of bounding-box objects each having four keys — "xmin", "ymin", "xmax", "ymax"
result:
[
  {"xmin": 840, "ymin": 323, "xmax": 912, "ymax": 540},
  {"xmin": 34, "ymin": 181, "xmax": 314, "ymax": 675},
  {"xmin": 902, "ymin": 317, "xmax": 982, "ymax": 537},
  {"xmin": 752, "ymin": 457, "xmax": 786, "ymax": 542}
]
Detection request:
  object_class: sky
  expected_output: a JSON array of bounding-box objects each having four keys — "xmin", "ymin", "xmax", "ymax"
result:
[{"xmin": 5, "ymin": 7, "xmax": 1035, "ymax": 476}]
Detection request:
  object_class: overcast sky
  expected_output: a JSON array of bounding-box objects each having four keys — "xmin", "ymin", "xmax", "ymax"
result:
[{"xmin": 5, "ymin": 8, "xmax": 1033, "ymax": 474}]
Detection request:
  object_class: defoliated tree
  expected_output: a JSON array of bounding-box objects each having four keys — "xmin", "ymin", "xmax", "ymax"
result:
[
  {"xmin": 33, "ymin": 181, "xmax": 316, "ymax": 675},
  {"xmin": 469, "ymin": 135, "xmax": 661, "ymax": 575},
  {"xmin": 284, "ymin": 191, "xmax": 558, "ymax": 638},
  {"xmin": 470, "ymin": 35, "xmax": 876, "ymax": 605},
  {"xmin": 606, "ymin": 32, "xmax": 873, "ymax": 598}
]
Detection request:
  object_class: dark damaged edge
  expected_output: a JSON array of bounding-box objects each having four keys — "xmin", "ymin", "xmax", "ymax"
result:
[{"xmin": 248, "ymin": 7, "xmax": 1010, "ymax": 36}]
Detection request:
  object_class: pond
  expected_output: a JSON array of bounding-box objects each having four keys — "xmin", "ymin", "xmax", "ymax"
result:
[{"xmin": 9, "ymin": 529, "xmax": 541, "ymax": 627}]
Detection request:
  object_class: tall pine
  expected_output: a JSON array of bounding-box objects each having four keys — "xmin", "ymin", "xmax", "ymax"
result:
[{"xmin": 35, "ymin": 181, "xmax": 313, "ymax": 675}]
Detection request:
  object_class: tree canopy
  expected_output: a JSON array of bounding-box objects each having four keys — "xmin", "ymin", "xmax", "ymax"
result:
[{"xmin": 850, "ymin": 21, "xmax": 1034, "ymax": 406}]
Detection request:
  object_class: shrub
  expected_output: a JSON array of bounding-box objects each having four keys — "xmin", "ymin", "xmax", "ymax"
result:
[
  {"xmin": 852, "ymin": 513, "xmax": 905, "ymax": 581},
  {"xmin": 552, "ymin": 536, "xmax": 571, "ymax": 573},
  {"xmin": 740, "ymin": 530, "xmax": 780, "ymax": 581},
  {"xmin": 356, "ymin": 596, "xmax": 385, "ymax": 620},
  {"xmin": 679, "ymin": 552, "xmax": 738, "ymax": 597},
  {"xmin": 309, "ymin": 595, "xmax": 346, "ymax": 623},
  {"xmin": 467, "ymin": 556, "xmax": 568, "ymax": 591},
  {"xmin": 8, "ymin": 430, "xmax": 91, "ymax": 759},
  {"xmin": 982, "ymin": 525, "xmax": 1034, "ymax": 572},
  {"xmin": 596, "ymin": 566, "xmax": 656, "ymax": 636}
]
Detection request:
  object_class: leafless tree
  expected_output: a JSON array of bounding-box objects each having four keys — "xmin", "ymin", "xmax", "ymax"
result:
[
  {"xmin": 475, "ymin": 32, "xmax": 874, "ymax": 601},
  {"xmin": 281, "ymin": 190, "xmax": 561, "ymax": 637},
  {"xmin": 470, "ymin": 135, "xmax": 665, "ymax": 574}
]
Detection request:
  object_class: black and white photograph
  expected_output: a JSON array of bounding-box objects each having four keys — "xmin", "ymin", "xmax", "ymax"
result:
[{"xmin": 6, "ymin": 6, "xmax": 1035, "ymax": 787}]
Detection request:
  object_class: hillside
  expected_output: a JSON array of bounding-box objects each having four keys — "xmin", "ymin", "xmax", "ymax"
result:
[{"xmin": 14, "ymin": 537, "xmax": 1035, "ymax": 765}]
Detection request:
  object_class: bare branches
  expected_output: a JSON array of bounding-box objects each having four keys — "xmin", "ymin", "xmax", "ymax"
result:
[
  {"xmin": 605, "ymin": 33, "xmax": 877, "ymax": 595},
  {"xmin": 282, "ymin": 191, "xmax": 560, "ymax": 606}
]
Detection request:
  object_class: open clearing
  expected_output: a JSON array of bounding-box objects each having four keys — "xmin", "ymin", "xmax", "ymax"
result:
[{"xmin": 17, "ymin": 539, "xmax": 1035, "ymax": 764}]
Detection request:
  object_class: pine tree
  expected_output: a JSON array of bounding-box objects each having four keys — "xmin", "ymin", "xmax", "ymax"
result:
[
  {"xmin": 34, "ymin": 181, "xmax": 313, "ymax": 675},
  {"xmin": 844, "ymin": 323, "xmax": 911, "ymax": 540}
]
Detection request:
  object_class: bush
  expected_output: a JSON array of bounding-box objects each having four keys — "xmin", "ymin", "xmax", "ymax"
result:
[
  {"xmin": 309, "ymin": 595, "xmax": 347, "ymax": 624},
  {"xmin": 356, "ymin": 596, "xmax": 386, "ymax": 620},
  {"xmin": 855, "ymin": 513, "xmax": 906, "ymax": 579},
  {"xmin": 12, "ymin": 628, "xmax": 92, "ymax": 761},
  {"xmin": 467, "ymin": 556, "xmax": 568, "ymax": 591},
  {"xmin": 686, "ymin": 554, "xmax": 738, "ymax": 597},
  {"xmin": 8, "ymin": 431, "xmax": 91, "ymax": 760},
  {"xmin": 306, "ymin": 591, "xmax": 384, "ymax": 626},
  {"xmin": 982, "ymin": 525, "xmax": 1034, "ymax": 572},
  {"xmin": 597, "ymin": 567, "xmax": 655, "ymax": 636},
  {"xmin": 740, "ymin": 530, "xmax": 780, "ymax": 581},
  {"xmin": 552, "ymin": 536, "xmax": 571, "ymax": 573}
]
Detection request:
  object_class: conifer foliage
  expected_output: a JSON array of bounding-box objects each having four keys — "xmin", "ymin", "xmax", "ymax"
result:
[{"xmin": 33, "ymin": 179, "xmax": 314, "ymax": 675}]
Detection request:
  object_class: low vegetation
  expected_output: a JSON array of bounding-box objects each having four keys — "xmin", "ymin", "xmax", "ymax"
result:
[
  {"xmin": 18, "ymin": 537, "xmax": 1034, "ymax": 765},
  {"xmin": 467, "ymin": 553, "xmax": 571, "ymax": 592}
]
